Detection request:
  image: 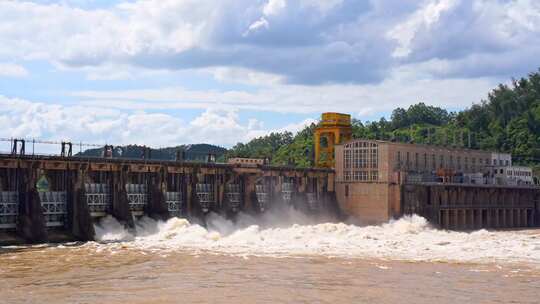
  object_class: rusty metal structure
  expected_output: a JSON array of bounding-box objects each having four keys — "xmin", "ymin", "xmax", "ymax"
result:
[{"xmin": 0, "ymin": 149, "xmax": 336, "ymax": 245}]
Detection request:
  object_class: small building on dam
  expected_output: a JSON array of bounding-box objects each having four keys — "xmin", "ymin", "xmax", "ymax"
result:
[{"xmin": 0, "ymin": 112, "xmax": 539, "ymax": 244}]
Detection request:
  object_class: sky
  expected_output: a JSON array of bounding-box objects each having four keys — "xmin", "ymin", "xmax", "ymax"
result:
[{"xmin": 0, "ymin": 0, "xmax": 539, "ymax": 152}]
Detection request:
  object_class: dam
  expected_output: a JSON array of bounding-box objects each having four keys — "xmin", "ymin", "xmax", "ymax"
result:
[
  {"xmin": 0, "ymin": 152, "xmax": 336, "ymax": 245},
  {"xmin": 1, "ymin": 112, "xmax": 540, "ymax": 245}
]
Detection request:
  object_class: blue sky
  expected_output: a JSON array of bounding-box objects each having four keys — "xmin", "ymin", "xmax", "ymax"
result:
[{"xmin": 1, "ymin": 0, "xmax": 539, "ymax": 151}]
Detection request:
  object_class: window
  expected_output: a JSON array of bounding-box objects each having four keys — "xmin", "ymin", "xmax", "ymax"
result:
[
  {"xmin": 415, "ymin": 153, "xmax": 419, "ymax": 170},
  {"xmin": 360, "ymin": 171, "xmax": 368, "ymax": 181},
  {"xmin": 424, "ymin": 153, "xmax": 428, "ymax": 169},
  {"xmin": 344, "ymin": 150, "xmax": 352, "ymax": 169},
  {"xmin": 370, "ymin": 171, "xmax": 378, "ymax": 181},
  {"xmin": 344, "ymin": 141, "xmax": 378, "ymax": 182},
  {"xmin": 505, "ymin": 160, "xmax": 509, "ymax": 166},
  {"xmin": 353, "ymin": 149, "xmax": 360, "ymax": 169},
  {"xmin": 406, "ymin": 152, "xmax": 410, "ymax": 168},
  {"xmin": 439, "ymin": 155, "xmax": 444, "ymax": 169},
  {"xmin": 457, "ymin": 156, "xmax": 461, "ymax": 170},
  {"xmin": 432, "ymin": 154, "xmax": 436, "ymax": 170},
  {"xmin": 360, "ymin": 149, "xmax": 367, "ymax": 168},
  {"xmin": 345, "ymin": 185, "xmax": 349, "ymax": 197},
  {"xmin": 320, "ymin": 136, "xmax": 329, "ymax": 148},
  {"xmin": 370, "ymin": 148, "xmax": 378, "ymax": 168}
]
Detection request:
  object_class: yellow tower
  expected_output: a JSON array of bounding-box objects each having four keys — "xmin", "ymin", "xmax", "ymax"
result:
[{"xmin": 314, "ymin": 112, "xmax": 352, "ymax": 168}]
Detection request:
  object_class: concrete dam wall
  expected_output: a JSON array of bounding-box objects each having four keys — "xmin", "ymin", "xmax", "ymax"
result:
[
  {"xmin": 0, "ymin": 155, "xmax": 337, "ymax": 245},
  {"xmin": 402, "ymin": 183, "xmax": 540, "ymax": 230}
]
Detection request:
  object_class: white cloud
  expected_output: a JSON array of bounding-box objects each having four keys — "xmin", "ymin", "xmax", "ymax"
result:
[
  {"xmin": 0, "ymin": 95, "xmax": 317, "ymax": 150},
  {"xmin": 209, "ymin": 66, "xmax": 284, "ymax": 85},
  {"xmin": 387, "ymin": 0, "xmax": 458, "ymax": 58},
  {"xmin": 1, "ymin": 0, "xmax": 535, "ymax": 85},
  {"xmin": 0, "ymin": 63, "xmax": 29, "ymax": 78},
  {"xmin": 0, "ymin": 0, "xmax": 537, "ymax": 130},
  {"xmin": 0, "ymin": 0, "xmax": 395, "ymax": 84},
  {"xmin": 263, "ymin": 0, "xmax": 286, "ymax": 16},
  {"xmin": 0, "ymin": 1, "xmax": 208, "ymax": 64},
  {"xmin": 299, "ymin": 0, "xmax": 343, "ymax": 13},
  {"xmin": 70, "ymin": 64, "xmax": 498, "ymax": 115},
  {"xmin": 273, "ymin": 118, "xmax": 317, "ymax": 134},
  {"xmin": 243, "ymin": 17, "xmax": 269, "ymax": 36}
]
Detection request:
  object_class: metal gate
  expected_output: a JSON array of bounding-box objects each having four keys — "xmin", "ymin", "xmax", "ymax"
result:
[
  {"xmin": 306, "ymin": 192, "xmax": 319, "ymax": 211},
  {"xmin": 165, "ymin": 192, "xmax": 183, "ymax": 217},
  {"xmin": 226, "ymin": 184, "xmax": 241, "ymax": 212},
  {"xmin": 196, "ymin": 183, "xmax": 214, "ymax": 213},
  {"xmin": 282, "ymin": 182, "xmax": 293, "ymax": 204},
  {"xmin": 255, "ymin": 184, "xmax": 269, "ymax": 212},
  {"xmin": 0, "ymin": 191, "xmax": 18, "ymax": 229},
  {"xmin": 40, "ymin": 191, "xmax": 67, "ymax": 227},
  {"xmin": 126, "ymin": 184, "xmax": 148, "ymax": 214},
  {"xmin": 85, "ymin": 183, "xmax": 111, "ymax": 216}
]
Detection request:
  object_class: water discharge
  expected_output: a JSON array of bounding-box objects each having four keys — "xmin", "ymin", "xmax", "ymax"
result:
[{"xmin": 92, "ymin": 210, "xmax": 540, "ymax": 267}]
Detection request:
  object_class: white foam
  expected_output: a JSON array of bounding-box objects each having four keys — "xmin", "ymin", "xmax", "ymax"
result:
[
  {"xmin": 94, "ymin": 216, "xmax": 133, "ymax": 242},
  {"xmin": 93, "ymin": 212, "xmax": 540, "ymax": 266}
]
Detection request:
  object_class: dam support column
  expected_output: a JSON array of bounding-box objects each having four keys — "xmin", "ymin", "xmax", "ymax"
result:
[
  {"xmin": 185, "ymin": 171, "xmax": 194, "ymax": 218},
  {"xmin": 148, "ymin": 167, "xmax": 169, "ymax": 221},
  {"xmin": 111, "ymin": 166, "xmax": 134, "ymax": 229},
  {"xmin": 70, "ymin": 165, "xmax": 95, "ymax": 241},
  {"xmin": 17, "ymin": 166, "xmax": 47, "ymax": 243},
  {"xmin": 322, "ymin": 173, "xmax": 342, "ymax": 220}
]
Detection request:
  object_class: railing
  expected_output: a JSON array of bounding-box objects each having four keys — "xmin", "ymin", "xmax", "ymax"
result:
[
  {"xmin": 0, "ymin": 191, "xmax": 18, "ymax": 229},
  {"xmin": 39, "ymin": 191, "xmax": 67, "ymax": 227},
  {"xmin": 306, "ymin": 192, "xmax": 319, "ymax": 211},
  {"xmin": 85, "ymin": 183, "xmax": 111, "ymax": 215},
  {"xmin": 165, "ymin": 191, "xmax": 183, "ymax": 217},
  {"xmin": 405, "ymin": 173, "xmax": 438, "ymax": 184},
  {"xmin": 196, "ymin": 183, "xmax": 214, "ymax": 212},
  {"xmin": 255, "ymin": 184, "xmax": 269, "ymax": 212},
  {"xmin": 126, "ymin": 184, "xmax": 148, "ymax": 213}
]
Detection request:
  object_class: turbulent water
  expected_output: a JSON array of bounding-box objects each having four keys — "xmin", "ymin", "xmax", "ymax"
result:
[
  {"xmin": 93, "ymin": 209, "xmax": 540, "ymax": 265},
  {"xmin": 1, "ymin": 209, "xmax": 540, "ymax": 303}
]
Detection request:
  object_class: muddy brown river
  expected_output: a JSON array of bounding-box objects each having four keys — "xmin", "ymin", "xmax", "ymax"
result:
[{"xmin": 1, "ymin": 214, "xmax": 539, "ymax": 303}]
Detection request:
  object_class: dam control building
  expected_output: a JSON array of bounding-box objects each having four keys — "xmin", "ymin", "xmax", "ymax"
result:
[{"xmin": 314, "ymin": 113, "xmax": 540, "ymax": 229}]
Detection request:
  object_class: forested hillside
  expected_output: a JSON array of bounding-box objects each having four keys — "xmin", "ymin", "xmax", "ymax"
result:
[
  {"xmin": 78, "ymin": 144, "xmax": 227, "ymax": 162},
  {"xmin": 226, "ymin": 69, "xmax": 540, "ymax": 171}
]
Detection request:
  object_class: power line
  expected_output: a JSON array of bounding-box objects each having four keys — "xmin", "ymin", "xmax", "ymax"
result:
[{"xmin": 0, "ymin": 138, "xmax": 103, "ymax": 148}]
